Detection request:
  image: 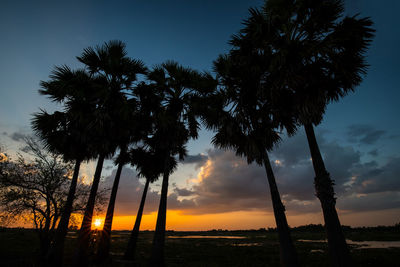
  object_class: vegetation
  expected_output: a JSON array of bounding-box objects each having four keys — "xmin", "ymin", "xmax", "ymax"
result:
[
  {"xmin": 217, "ymin": 0, "xmax": 374, "ymax": 266},
  {"xmin": 123, "ymin": 146, "xmax": 166, "ymax": 261},
  {"xmin": 0, "ymin": 138, "xmax": 105, "ymax": 264},
  {"xmin": 143, "ymin": 61, "xmax": 216, "ymax": 266},
  {"xmin": 0, "ymin": 227, "xmax": 399, "ymax": 266},
  {"xmin": 0, "ymin": 0, "xmax": 377, "ymax": 266},
  {"xmin": 32, "ymin": 65, "xmax": 103, "ymax": 266}
]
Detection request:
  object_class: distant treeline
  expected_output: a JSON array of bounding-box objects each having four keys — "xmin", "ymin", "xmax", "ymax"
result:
[
  {"xmin": 2, "ymin": 223, "xmax": 399, "ymax": 233},
  {"xmin": 205, "ymin": 223, "xmax": 400, "ymax": 233}
]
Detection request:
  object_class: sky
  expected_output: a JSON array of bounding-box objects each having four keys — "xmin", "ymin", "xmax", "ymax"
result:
[{"xmin": 0, "ymin": 0, "xmax": 399, "ymax": 230}]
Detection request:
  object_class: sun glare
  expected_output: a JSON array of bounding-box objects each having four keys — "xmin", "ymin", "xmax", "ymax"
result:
[{"xmin": 93, "ymin": 218, "xmax": 102, "ymax": 229}]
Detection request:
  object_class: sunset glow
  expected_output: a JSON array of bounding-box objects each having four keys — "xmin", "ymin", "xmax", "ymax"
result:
[{"xmin": 92, "ymin": 218, "xmax": 103, "ymax": 230}]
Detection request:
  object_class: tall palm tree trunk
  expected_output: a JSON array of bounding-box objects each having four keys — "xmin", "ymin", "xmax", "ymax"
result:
[
  {"xmin": 304, "ymin": 123, "xmax": 350, "ymax": 267},
  {"xmin": 96, "ymin": 161, "xmax": 124, "ymax": 261},
  {"xmin": 149, "ymin": 171, "xmax": 169, "ymax": 267},
  {"xmin": 263, "ymin": 153, "xmax": 299, "ymax": 267},
  {"xmin": 73, "ymin": 154, "xmax": 106, "ymax": 266},
  {"xmin": 45, "ymin": 159, "xmax": 81, "ymax": 267},
  {"xmin": 124, "ymin": 178, "xmax": 150, "ymax": 261}
]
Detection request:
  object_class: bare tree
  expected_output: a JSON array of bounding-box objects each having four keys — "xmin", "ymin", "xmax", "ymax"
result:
[{"xmin": 0, "ymin": 137, "xmax": 107, "ymax": 262}]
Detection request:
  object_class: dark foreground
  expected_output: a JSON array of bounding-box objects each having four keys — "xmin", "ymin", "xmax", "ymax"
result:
[{"xmin": 0, "ymin": 226, "xmax": 399, "ymax": 266}]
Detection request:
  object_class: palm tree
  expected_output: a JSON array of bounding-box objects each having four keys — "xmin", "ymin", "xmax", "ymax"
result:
[
  {"xmin": 123, "ymin": 147, "xmax": 166, "ymax": 262},
  {"xmin": 94, "ymin": 151, "xmax": 128, "ymax": 263},
  {"xmin": 70, "ymin": 80, "xmax": 121, "ymax": 267},
  {"xmin": 32, "ymin": 66, "xmax": 101, "ymax": 266},
  {"xmin": 97, "ymin": 81, "xmax": 158, "ymax": 263},
  {"xmin": 146, "ymin": 61, "xmax": 215, "ymax": 266},
  {"xmin": 74, "ymin": 40, "xmax": 147, "ymax": 264},
  {"xmin": 228, "ymin": 1, "xmax": 374, "ymax": 266},
  {"xmin": 210, "ymin": 52, "xmax": 298, "ymax": 267}
]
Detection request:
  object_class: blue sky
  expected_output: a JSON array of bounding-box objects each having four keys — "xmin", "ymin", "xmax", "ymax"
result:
[{"xmin": 0, "ymin": 0, "xmax": 399, "ymax": 228}]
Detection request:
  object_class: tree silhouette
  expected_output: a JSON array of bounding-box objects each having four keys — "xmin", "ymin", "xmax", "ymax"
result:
[
  {"xmin": 211, "ymin": 51, "xmax": 298, "ymax": 267},
  {"xmin": 228, "ymin": 1, "xmax": 374, "ymax": 266},
  {"xmin": 32, "ymin": 66, "xmax": 101, "ymax": 266},
  {"xmin": 123, "ymin": 147, "xmax": 166, "ymax": 262},
  {"xmin": 0, "ymin": 137, "xmax": 73, "ymax": 262},
  {"xmin": 79, "ymin": 40, "xmax": 148, "ymax": 262},
  {"xmin": 146, "ymin": 61, "xmax": 215, "ymax": 266}
]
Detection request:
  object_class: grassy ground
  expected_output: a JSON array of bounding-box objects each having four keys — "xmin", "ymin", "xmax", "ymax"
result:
[{"xmin": 0, "ymin": 228, "xmax": 399, "ymax": 266}]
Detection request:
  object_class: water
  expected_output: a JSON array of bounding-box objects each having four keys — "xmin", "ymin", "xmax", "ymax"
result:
[
  {"xmin": 232, "ymin": 243, "xmax": 262, "ymax": 246},
  {"xmin": 298, "ymin": 239, "xmax": 400, "ymax": 249},
  {"xmin": 168, "ymin": 235, "xmax": 246, "ymax": 239}
]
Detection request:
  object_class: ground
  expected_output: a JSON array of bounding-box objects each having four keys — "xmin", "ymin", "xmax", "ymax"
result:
[{"xmin": 0, "ymin": 227, "xmax": 399, "ymax": 266}]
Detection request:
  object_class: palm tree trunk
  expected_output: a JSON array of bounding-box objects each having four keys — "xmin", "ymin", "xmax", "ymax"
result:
[
  {"xmin": 304, "ymin": 123, "xmax": 350, "ymax": 267},
  {"xmin": 124, "ymin": 178, "xmax": 150, "ymax": 261},
  {"xmin": 96, "ymin": 161, "xmax": 124, "ymax": 262},
  {"xmin": 73, "ymin": 154, "xmax": 106, "ymax": 267},
  {"xmin": 149, "ymin": 171, "xmax": 169, "ymax": 267},
  {"xmin": 263, "ymin": 153, "xmax": 299, "ymax": 267},
  {"xmin": 45, "ymin": 159, "xmax": 81, "ymax": 267}
]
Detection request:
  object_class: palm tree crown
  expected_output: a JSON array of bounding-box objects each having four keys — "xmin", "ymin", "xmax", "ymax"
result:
[{"xmin": 225, "ymin": 1, "xmax": 374, "ymax": 266}]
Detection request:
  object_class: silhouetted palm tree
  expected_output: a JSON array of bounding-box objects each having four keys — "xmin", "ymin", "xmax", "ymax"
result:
[
  {"xmin": 123, "ymin": 147, "xmax": 166, "ymax": 262},
  {"xmin": 32, "ymin": 66, "xmax": 101, "ymax": 266},
  {"xmin": 228, "ymin": 1, "xmax": 374, "ymax": 266},
  {"xmin": 72, "ymin": 87, "xmax": 119, "ymax": 267},
  {"xmin": 146, "ymin": 61, "xmax": 215, "ymax": 266},
  {"xmin": 74, "ymin": 40, "xmax": 147, "ymax": 265},
  {"xmin": 211, "ymin": 52, "xmax": 298, "ymax": 267}
]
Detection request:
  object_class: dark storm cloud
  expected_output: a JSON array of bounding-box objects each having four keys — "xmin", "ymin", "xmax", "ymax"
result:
[
  {"xmin": 110, "ymin": 131, "xmax": 399, "ymax": 216},
  {"xmin": 388, "ymin": 134, "xmax": 400, "ymax": 140},
  {"xmin": 181, "ymin": 153, "xmax": 208, "ymax": 169},
  {"xmin": 368, "ymin": 149, "xmax": 378, "ymax": 157},
  {"xmin": 350, "ymin": 157, "xmax": 400, "ymax": 194},
  {"xmin": 172, "ymin": 131, "xmax": 400, "ymax": 215},
  {"xmin": 337, "ymin": 192, "xmax": 400, "ymax": 212},
  {"xmin": 347, "ymin": 124, "xmax": 386, "ymax": 145},
  {"xmin": 186, "ymin": 149, "xmax": 270, "ymax": 214},
  {"xmin": 272, "ymin": 132, "xmax": 361, "ymax": 200},
  {"xmin": 10, "ymin": 132, "xmax": 25, "ymax": 142},
  {"xmin": 174, "ymin": 187, "xmax": 196, "ymax": 197},
  {"xmin": 103, "ymin": 167, "xmax": 196, "ymax": 216},
  {"xmin": 102, "ymin": 167, "xmax": 159, "ymax": 216},
  {"xmin": 104, "ymin": 165, "xmax": 114, "ymax": 171}
]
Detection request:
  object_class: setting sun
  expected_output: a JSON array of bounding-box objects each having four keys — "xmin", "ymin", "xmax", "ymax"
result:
[
  {"xmin": 92, "ymin": 218, "xmax": 102, "ymax": 229},
  {"xmin": 0, "ymin": 0, "xmax": 398, "ymax": 266}
]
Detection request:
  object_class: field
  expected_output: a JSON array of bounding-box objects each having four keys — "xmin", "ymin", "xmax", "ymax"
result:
[{"xmin": 0, "ymin": 226, "xmax": 399, "ymax": 266}]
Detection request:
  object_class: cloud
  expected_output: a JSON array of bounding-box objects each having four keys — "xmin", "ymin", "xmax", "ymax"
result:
[
  {"xmin": 181, "ymin": 153, "xmax": 208, "ymax": 169},
  {"xmin": 272, "ymin": 132, "xmax": 361, "ymax": 200},
  {"xmin": 10, "ymin": 132, "xmax": 26, "ymax": 142},
  {"xmin": 180, "ymin": 149, "xmax": 272, "ymax": 214},
  {"xmin": 171, "ymin": 131, "xmax": 400, "ymax": 215},
  {"xmin": 368, "ymin": 149, "xmax": 378, "ymax": 157},
  {"xmin": 104, "ymin": 165, "xmax": 114, "ymax": 171},
  {"xmin": 338, "ymin": 192, "xmax": 400, "ymax": 212},
  {"xmin": 107, "ymin": 130, "xmax": 400, "ymax": 218},
  {"xmin": 347, "ymin": 124, "xmax": 386, "ymax": 145},
  {"xmin": 102, "ymin": 167, "xmax": 160, "ymax": 216},
  {"xmin": 102, "ymin": 167, "xmax": 196, "ymax": 216},
  {"xmin": 349, "ymin": 157, "xmax": 400, "ymax": 194},
  {"xmin": 174, "ymin": 187, "xmax": 196, "ymax": 197}
]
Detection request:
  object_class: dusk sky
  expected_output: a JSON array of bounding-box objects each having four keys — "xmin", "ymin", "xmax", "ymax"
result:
[{"xmin": 0, "ymin": 0, "xmax": 399, "ymax": 230}]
